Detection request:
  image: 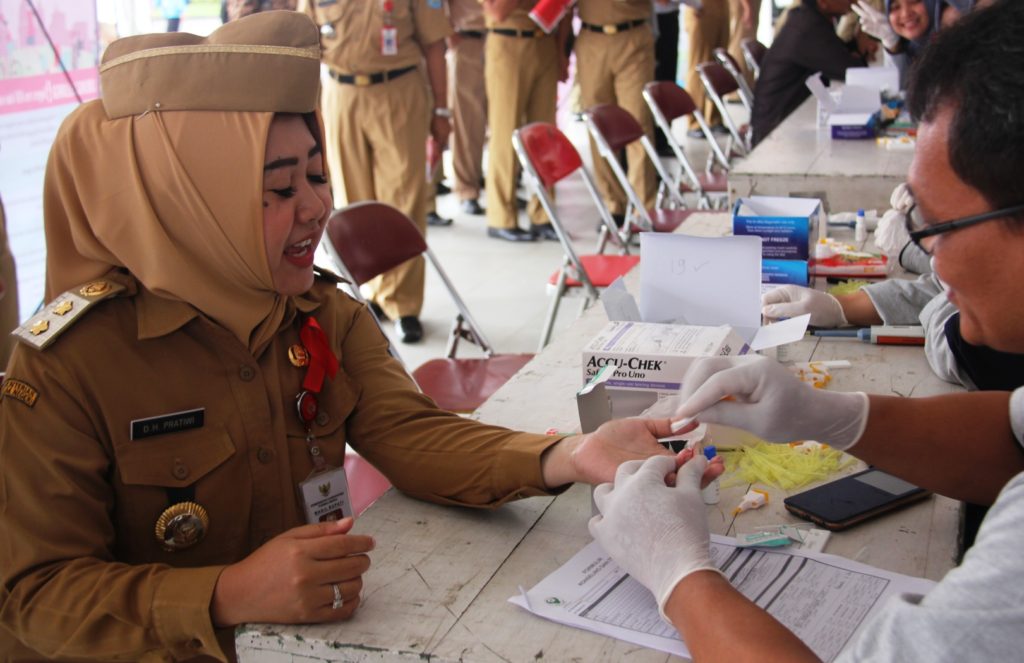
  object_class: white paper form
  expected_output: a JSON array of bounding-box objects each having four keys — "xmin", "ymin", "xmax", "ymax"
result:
[
  {"xmin": 639, "ymin": 233, "xmax": 762, "ymax": 341},
  {"xmin": 509, "ymin": 535, "xmax": 936, "ymax": 662}
]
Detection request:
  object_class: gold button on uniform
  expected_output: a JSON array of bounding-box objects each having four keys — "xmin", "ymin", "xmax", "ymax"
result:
[
  {"xmin": 315, "ymin": 411, "xmax": 330, "ymax": 426},
  {"xmin": 239, "ymin": 365, "xmax": 255, "ymax": 381}
]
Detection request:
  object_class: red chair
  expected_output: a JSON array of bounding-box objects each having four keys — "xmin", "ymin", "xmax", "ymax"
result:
[
  {"xmin": 643, "ymin": 81, "xmax": 730, "ymax": 208},
  {"xmin": 712, "ymin": 47, "xmax": 754, "ymax": 113},
  {"xmin": 583, "ymin": 103, "xmax": 699, "ymax": 241},
  {"xmin": 323, "ymin": 202, "xmax": 533, "ymax": 412},
  {"xmin": 512, "ymin": 123, "xmax": 640, "ymax": 350},
  {"xmin": 697, "ymin": 61, "xmax": 752, "ymax": 156},
  {"xmin": 741, "ymin": 39, "xmax": 767, "ymax": 81},
  {"xmin": 344, "ymin": 453, "xmax": 392, "ymax": 516}
]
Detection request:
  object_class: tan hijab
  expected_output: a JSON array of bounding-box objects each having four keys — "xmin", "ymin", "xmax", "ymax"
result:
[{"xmin": 43, "ymin": 12, "xmax": 322, "ymax": 353}]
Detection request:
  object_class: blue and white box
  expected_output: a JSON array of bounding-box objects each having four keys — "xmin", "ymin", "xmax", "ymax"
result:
[{"xmin": 732, "ymin": 196, "xmax": 822, "ymax": 261}]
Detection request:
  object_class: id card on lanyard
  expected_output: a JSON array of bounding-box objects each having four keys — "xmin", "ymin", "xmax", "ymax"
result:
[
  {"xmin": 292, "ymin": 317, "xmax": 353, "ymax": 523},
  {"xmin": 381, "ymin": 0, "xmax": 398, "ymax": 55}
]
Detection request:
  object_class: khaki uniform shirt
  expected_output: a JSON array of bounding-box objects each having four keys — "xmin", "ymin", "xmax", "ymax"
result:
[
  {"xmin": 577, "ymin": 0, "xmax": 652, "ymax": 26},
  {"xmin": 0, "ymin": 271, "xmax": 560, "ymax": 662},
  {"xmin": 300, "ymin": 0, "xmax": 452, "ymax": 74},
  {"xmin": 226, "ymin": 0, "xmax": 297, "ymax": 21},
  {"xmin": 484, "ymin": 0, "xmax": 539, "ymax": 30},
  {"xmin": 449, "ymin": 0, "xmax": 486, "ymax": 32}
]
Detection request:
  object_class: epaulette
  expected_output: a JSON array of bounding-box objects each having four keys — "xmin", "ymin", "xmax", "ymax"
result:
[
  {"xmin": 13, "ymin": 279, "xmax": 127, "ymax": 351},
  {"xmin": 314, "ymin": 265, "xmax": 349, "ymax": 285}
]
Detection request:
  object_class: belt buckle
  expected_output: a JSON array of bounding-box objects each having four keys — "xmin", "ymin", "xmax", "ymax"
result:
[
  {"xmin": 603, "ymin": 24, "xmax": 618, "ymax": 35},
  {"xmin": 354, "ymin": 74, "xmax": 372, "ymax": 86}
]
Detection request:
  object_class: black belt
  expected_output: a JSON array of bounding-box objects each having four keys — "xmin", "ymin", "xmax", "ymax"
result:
[
  {"xmin": 328, "ymin": 65, "xmax": 415, "ymax": 86},
  {"xmin": 489, "ymin": 27, "xmax": 543, "ymax": 38},
  {"xmin": 581, "ymin": 19, "xmax": 647, "ymax": 35},
  {"xmin": 458, "ymin": 29, "xmax": 486, "ymax": 39}
]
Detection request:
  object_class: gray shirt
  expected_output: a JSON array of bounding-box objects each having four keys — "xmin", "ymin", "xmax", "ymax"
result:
[{"xmin": 835, "ymin": 387, "xmax": 1024, "ymax": 662}]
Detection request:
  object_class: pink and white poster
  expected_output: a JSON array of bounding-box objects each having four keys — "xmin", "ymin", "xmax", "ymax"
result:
[{"xmin": 0, "ymin": 0, "xmax": 99, "ymax": 320}]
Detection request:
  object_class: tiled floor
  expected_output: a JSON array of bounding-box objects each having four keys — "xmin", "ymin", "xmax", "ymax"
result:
[{"xmin": 319, "ymin": 114, "xmax": 734, "ymax": 373}]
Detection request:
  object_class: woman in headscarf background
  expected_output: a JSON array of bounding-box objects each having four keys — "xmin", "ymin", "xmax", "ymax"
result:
[{"xmin": 0, "ymin": 12, "xmax": 679, "ymax": 662}]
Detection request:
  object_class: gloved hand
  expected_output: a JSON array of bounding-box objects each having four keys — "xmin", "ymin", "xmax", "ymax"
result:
[
  {"xmin": 671, "ymin": 356, "xmax": 870, "ymax": 450},
  {"xmin": 852, "ymin": 1, "xmax": 900, "ymax": 50},
  {"xmin": 588, "ymin": 455, "xmax": 722, "ymax": 618},
  {"xmin": 874, "ymin": 183, "xmax": 914, "ymax": 260},
  {"xmin": 762, "ymin": 285, "xmax": 849, "ymax": 327}
]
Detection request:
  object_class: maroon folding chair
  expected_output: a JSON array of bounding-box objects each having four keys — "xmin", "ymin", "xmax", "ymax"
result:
[
  {"xmin": 324, "ymin": 202, "xmax": 532, "ymax": 412},
  {"xmin": 741, "ymin": 39, "xmax": 768, "ymax": 80},
  {"xmin": 697, "ymin": 61, "xmax": 752, "ymax": 156},
  {"xmin": 512, "ymin": 122, "xmax": 641, "ymax": 350},
  {"xmin": 643, "ymin": 81, "xmax": 730, "ymax": 208},
  {"xmin": 713, "ymin": 47, "xmax": 754, "ymax": 113},
  {"xmin": 583, "ymin": 103, "xmax": 700, "ymax": 241}
]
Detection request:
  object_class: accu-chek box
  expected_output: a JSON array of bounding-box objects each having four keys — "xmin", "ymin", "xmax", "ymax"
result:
[{"xmin": 582, "ymin": 321, "xmax": 749, "ymax": 397}]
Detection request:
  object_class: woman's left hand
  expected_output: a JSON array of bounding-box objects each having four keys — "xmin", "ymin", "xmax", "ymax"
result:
[{"xmin": 541, "ymin": 417, "xmax": 696, "ymax": 487}]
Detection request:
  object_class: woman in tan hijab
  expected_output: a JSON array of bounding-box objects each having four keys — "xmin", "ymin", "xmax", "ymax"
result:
[{"xmin": 0, "ymin": 12, "xmax": 680, "ymax": 662}]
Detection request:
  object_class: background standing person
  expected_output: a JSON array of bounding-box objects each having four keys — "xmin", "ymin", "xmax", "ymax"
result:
[
  {"xmin": 483, "ymin": 0, "xmax": 568, "ymax": 243},
  {"xmin": 653, "ymin": 0, "xmax": 681, "ymax": 155},
  {"xmin": 682, "ymin": 0, "xmax": 730, "ymax": 135},
  {"xmin": 0, "ymin": 13, "xmax": 681, "ymax": 661},
  {"xmin": 727, "ymin": 0, "xmax": 758, "ymax": 85},
  {"xmin": 299, "ymin": 0, "xmax": 452, "ymax": 343},
  {"xmin": 575, "ymin": 0, "xmax": 658, "ymax": 220},
  {"xmin": 226, "ymin": 0, "xmax": 297, "ymax": 21},
  {"xmin": 447, "ymin": 0, "xmax": 489, "ymax": 217}
]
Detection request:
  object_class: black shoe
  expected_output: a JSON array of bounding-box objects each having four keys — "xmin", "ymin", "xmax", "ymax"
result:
[
  {"xmin": 426, "ymin": 211, "xmax": 452, "ymax": 227},
  {"xmin": 395, "ymin": 316, "xmax": 423, "ymax": 343},
  {"xmin": 686, "ymin": 128, "xmax": 706, "ymax": 140},
  {"xmin": 656, "ymin": 143, "xmax": 675, "ymax": 157},
  {"xmin": 710, "ymin": 124, "xmax": 730, "ymax": 136},
  {"xmin": 436, "ymin": 181, "xmax": 452, "ymax": 195},
  {"xmin": 460, "ymin": 198, "xmax": 484, "ymax": 215},
  {"xmin": 487, "ymin": 227, "xmax": 536, "ymax": 242},
  {"xmin": 368, "ymin": 301, "xmax": 388, "ymax": 321},
  {"xmin": 515, "ymin": 195, "xmax": 528, "ymax": 210},
  {"xmin": 531, "ymin": 223, "xmax": 559, "ymax": 241}
]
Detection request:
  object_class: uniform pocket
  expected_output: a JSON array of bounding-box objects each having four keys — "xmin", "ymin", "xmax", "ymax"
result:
[{"xmin": 116, "ymin": 425, "xmax": 234, "ymax": 488}]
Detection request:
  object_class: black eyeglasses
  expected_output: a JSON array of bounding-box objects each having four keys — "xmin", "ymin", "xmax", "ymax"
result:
[{"xmin": 905, "ymin": 202, "xmax": 1024, "ymax": 254}]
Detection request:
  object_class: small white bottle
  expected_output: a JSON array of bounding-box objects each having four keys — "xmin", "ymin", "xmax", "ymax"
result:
[
  {"xmin": 701, "ymin": 445, "xmax": 720, "ymax": 505},
  {"xmin": 855, "ymin": 208, "xmax": 867, "ymax": 243}
]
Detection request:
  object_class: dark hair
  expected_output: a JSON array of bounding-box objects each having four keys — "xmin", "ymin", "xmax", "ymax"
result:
[{"xmin": 906, "ymin": 0, "xmax": 1024, "ymax": 211}]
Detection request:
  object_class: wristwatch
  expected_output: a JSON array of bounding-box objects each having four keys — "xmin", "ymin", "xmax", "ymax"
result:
[{"xmin": 433, "ymin": 107, "xmax": 452, "ymax": 118}]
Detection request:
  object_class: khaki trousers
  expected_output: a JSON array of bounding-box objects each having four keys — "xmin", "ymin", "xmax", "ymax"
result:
[
  {"xmin": 0, "ymin": 197, "xmax": 19, "ymax": 367},
  {"xmin": 684, "ymin": 0, "xmax": 731, "ymax": 128},
  {"xmin": 322, "ymin": 71, "xmax": 428, "ymax": 318},
  {"xmin": 728, "ymin": 0, "xmax": 761, "ymax": 85},
  {"xmin": 576, "ymin": 25, "xmax": 657, "ymax": 215},
  {"xmin": 448, "ymin": 34, "xmax": 487, "ymax": 201},
  {"xmin": 485, "ymin": 34, "xmax": 557, "ymax": 230}
]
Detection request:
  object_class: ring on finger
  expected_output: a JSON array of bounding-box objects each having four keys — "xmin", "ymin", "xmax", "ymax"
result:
[{"xmin": 332, "ymin": 583, "xmax": 343, "ymax": 610}]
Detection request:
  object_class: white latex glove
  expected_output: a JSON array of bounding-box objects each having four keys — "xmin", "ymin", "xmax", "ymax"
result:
[
  {"xmin": 672, "ymin": 356, "xmax": 870, "ymax": 450},
  {"xmin": 588, "ymin": 455, "xmax": 722, "ymax": 618},
  {"xmin": 762, "ymin": 285, "xmax": 848, "ymax": 327},
  {"xmin": 852, "ymin": 1, "xmax": 900, "ymax": 50},
  {"xmin": 874, "ymin": 183, "xmax": 915, "ymax": 260}
]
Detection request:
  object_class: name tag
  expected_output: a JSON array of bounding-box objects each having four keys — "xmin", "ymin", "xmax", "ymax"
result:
[
  {"xmin": 299, "ymin": 466, "xmax": 353, "ymax": 524},
  {"xmin": 131, "ymin": 408, "xmax": 205, "ymax": 440}
]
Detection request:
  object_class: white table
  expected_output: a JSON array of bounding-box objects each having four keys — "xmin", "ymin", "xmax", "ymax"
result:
[
  {"xmin": 237, "ymin": 213, "xmax": 960, "ymax": 662},
  {"xmin": 728, "ymin": 96, "xmax": 915, "ymax": 213}
]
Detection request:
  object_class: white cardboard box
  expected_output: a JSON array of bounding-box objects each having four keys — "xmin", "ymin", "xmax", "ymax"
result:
[{"xmin": 582, "ymin": 321, "xmax": 748, "ymax": 397}]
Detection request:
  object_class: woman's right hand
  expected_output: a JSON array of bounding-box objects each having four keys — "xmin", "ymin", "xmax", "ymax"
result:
[{"xmin": 211, "ymin": 517, "xmax": 374, "ymax": 627}]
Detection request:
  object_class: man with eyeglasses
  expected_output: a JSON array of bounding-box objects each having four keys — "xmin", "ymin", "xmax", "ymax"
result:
[{"xmin": 585, "ymin": 2, "xmax": 1024, "ymax": 660}]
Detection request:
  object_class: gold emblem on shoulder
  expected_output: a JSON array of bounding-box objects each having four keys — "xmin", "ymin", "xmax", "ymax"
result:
[
  {"xmin": 288, "ymin": 344, "xmax": 310, "ymax": 367},
  {"xmin": 2, "ymin": 379, "xmax": 39, "ymax": 408},
  {"xmin": 30, "ymin": 320, "xmax": 49, "ymax": 336},
  {"xmin": 79, "ymin": 281, "xmax": 112, "ymax": 298},
  {"xmin": 53, "ymin": 300, "xmax": 74, "ymax": 316},
  {"xmin": 155, "ymin": 501, "xmax": 210, "ymax": 552}
]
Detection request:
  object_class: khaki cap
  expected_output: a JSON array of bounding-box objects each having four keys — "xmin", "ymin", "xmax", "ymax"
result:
[{"xmin": 100, "ymin": 11, "xmax": 321, "ymax": 119}]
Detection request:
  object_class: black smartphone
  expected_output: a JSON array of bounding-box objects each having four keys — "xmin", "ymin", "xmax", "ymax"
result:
[{"xmin": 783, "ymin": 468, "xmax": 930, "ymax": 531}]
